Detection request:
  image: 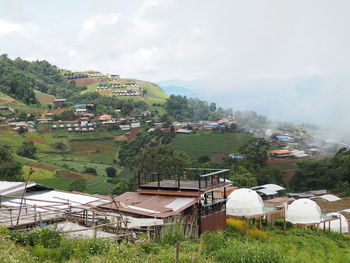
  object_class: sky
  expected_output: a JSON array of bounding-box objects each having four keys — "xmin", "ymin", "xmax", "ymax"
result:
[{"xmin": 1, "ymin": 0, "xmax": 350, "ymax": 133}]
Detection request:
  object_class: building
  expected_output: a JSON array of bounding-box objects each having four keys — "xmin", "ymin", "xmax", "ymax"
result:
[
  {"xmin": 97, "ymin": 114, "xmax": 113, "ymax": 122},
  {"xmin": 52, "ymin": 99, "xmax": 67, "ymax": 109},
  {"xmin": 99, "ymin": 168, "xmax": 230, "ymax": 236},
  {"xmin": 269, "ymin": 150, "xmax": 292, "ymax": 158}
]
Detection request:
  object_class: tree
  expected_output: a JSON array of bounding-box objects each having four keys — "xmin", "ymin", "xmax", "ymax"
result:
[
  {"xmin": 106, "ymin": 167, "xmax": 117, "ymax": 177},
  {"xmin": 111, "ymin": 182, "xmax": 128, "ymax": 196},
  {"xmin": 142, "ymin": 89, "xmax": 147, "ymax": 97},
  {"xmin": 17, "ymin": 127, "xmax": 26, "ymax": 135},
  {"xmin": 0, "ymin": 145, "xmax": 23, "ymax": 181},
  {"xmin": 198, "ymin": 155, "xmax": 210, "ymax": 163},
  {"xmin": 239, "ymin": 138, "xmax": 269, "ymax": 167},
  {"xmin": 68, "ymin": 178, "xmax": 87, "ymax": 192},
  {"xmin": 209, "ymin": 102, "xmax": 216, "ymax": 112},
  {"xmin": 84, "ymin": 167, "xmax": 97, "ymax": 175},
  {"xmin": 229, "ymin": 166, "xmax": 257, "ymax": 188},
  {"xmin": 53, "ymin": 142, "xmax": 66, "ymax": 150},
  {"xmin": 138, "ymin": 144, "xmax": 190, "ymax": 176},
  {"xmin": 16, "ymin": 141, "xmax": 37, "ymax": 159}
]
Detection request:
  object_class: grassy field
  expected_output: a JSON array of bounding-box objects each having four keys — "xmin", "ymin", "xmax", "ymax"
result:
[
  {"xmin": 134, "ymin": 79, "xmax": 169, "ymax": 100},
  {"xmin": 0, "ymin": 91, "xmax": 32, "ymax": 111},
  {"xmin": 172, "ymin": 132, "xmax": 253, "ymax": 160},
  {"xmin": 0, "ymin": 124, "xmax": 124, "ymax": 194},
  {"xmin": 2, "ymin": 218, "xmax": 350, "ymax": 263},
  {"xmin": 268, "ymin": 159, "xmax": 300, "ymax": 183},
  {"xmin": 34, "ymin": 90, "xmax": 55, "ymax": 105}
]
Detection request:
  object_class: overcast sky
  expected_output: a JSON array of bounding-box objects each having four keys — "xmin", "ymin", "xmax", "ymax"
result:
[
  {"xmin": 1, "ymin": 0, "xmax": 350, "ymax": 134},
  {"xmin": 1, "ymin": 0, "xmax": 350, "ymax": 81}
]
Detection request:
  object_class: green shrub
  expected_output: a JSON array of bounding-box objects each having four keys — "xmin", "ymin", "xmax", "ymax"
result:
[
  {"xmin": 11, "ymin": 227, "xmax": 61, "ymax": 248},
  {"xmin": 201, "ymin": 231, "xmax": 226, "ymax": 256},
  {"xmin": 159, "ymin": 225, "xmax": 185, "ymax": 245},
  {"xmin": 214, "ymin": 239, "xmax": 285, "ymax": 263}
]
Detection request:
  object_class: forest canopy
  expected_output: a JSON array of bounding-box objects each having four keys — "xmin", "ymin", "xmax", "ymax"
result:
[{"xmin": 0, "ymin": 54, "xmax": 82, "ymax": 104}]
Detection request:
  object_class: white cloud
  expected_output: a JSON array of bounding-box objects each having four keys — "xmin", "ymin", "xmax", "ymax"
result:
[
  {"xmin": 82, "ymin": 13, "xmax": 119, "ymax": 33},
  {"xmin": 1, "ymin": 0, "xmax": 350, "ymax": 131},
  {"xmin": 0, "ymin": 18, "xmax": 37, "ymax": 36}
]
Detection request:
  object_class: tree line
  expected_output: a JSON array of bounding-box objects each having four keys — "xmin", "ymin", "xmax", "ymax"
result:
[{"xmin": 0, "ymin": 54, "xmax": 83, "ymax": 104}]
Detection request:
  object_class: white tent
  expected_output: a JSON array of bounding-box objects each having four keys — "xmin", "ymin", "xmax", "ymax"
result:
[
  {"xmin": 226, "ymin": 188, "xmax": 264, "ymax": 217},
  {"xmin": 286, "ymin": 198, "xmax": 321, "ymax": 224},
  {"xmin": 318, "ymin": 212, "xmax": 348, "ymax": 233}
]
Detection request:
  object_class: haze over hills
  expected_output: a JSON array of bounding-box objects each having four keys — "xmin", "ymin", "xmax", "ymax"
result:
[{"xmin": 159, "ymin": 75, "xmax": 350, "ymax": 137}]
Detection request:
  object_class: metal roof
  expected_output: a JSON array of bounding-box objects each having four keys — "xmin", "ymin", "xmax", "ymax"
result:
[
  {"xmin": 99, "ymin": 192, "xmax": 200, "ymax": 218},
  {"xmin": 318, "ymin": 194, "xmax": 341, "ymax": 202}
]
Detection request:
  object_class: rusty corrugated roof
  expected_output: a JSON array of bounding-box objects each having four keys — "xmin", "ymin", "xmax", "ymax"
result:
[{"xmin": 98, "ymin": 192, "xmax": 200, "ymax": 218}]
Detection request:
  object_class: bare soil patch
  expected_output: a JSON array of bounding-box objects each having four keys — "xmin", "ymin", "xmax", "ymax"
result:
[
  {"xmin": 114, "ymin": 135, "xmax": 127, "ymax": 141},
  {"xmin": 27, "ymin": 162, "xmax": 56, "ymax": 172},
  {"xmin": 126, "ymin": 128, "xmax": 139, "ymax": 141},
  {"xmin": 26, "ymin": 137, "xmax": 47, "ymax": 144},
  {"xmin": 59, "ymin": 171, "xmax": 81, "ymax": 179},
  {"xmin": 73, "ymin": 78, "xmax": 100, "ymax": 87},
  {"xmin": 315, "ymin": 197, "xmax": 350, "ymax": 220},
  {"xmin": 210, "ymin": 152, "xmax": 228, "ymax": 163}
]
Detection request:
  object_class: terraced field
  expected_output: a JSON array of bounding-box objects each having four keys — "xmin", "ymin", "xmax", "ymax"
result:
[{"xmin": 171, "ymin": 132, "xmax": 253, "ymax": 160}]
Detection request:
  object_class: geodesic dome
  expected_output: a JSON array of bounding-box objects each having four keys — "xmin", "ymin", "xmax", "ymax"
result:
[
  {"xmin": 286, "ymin": 198, "xmax": 321, "ymax": 224},
  {"xmin": 318, "ymin": 212, "xmax": 348, "ymax": 233},
  {"xmin": 226, "ymin": 188, "xmax": 264, "ymax": 217}
]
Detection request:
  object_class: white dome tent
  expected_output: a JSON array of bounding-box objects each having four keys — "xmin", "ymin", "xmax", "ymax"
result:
[
  {"xmin": 226, "ymin": 188, "xmax": 264, "ymax": 217},
  {"xmin": 286, "ymin": 199, "xmax": 322, "ymax": 224},
  {"xmin": 318, "ymin": 212, "xmax": 348, "ymax": 233}
]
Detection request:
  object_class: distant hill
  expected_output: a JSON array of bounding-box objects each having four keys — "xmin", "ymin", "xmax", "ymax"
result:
[
  {"xmin": 160, "ymin": 85, "xmax": 198, "ymax": 98},
  {"xmin": 0, "ymin": 55, "xmax": 83, "ymax": 104}
]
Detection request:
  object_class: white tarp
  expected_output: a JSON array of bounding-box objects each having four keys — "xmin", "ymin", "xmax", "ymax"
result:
[
  {"xmin": 56, "ymin": 222, "xmax": 117, "ymax": 238},
  {"xmin": 319, "ymin": 194, "xmax": 341, "ymax": 202}
]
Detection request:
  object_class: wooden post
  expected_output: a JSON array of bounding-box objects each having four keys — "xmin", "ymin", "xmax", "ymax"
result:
[
  {"xmin": 328, "ymin": 221, "xmax": 330, "ymax": 231},
  {"xmin": 339, "ymin": 217, "xmax": 342, "ymax": 234},
  {"xmin": 10, "ymin": 209, "xmax": 13, "ymax": 227},
  {"xmin": 34, "ymin": 204, "xmax": 37, "ymax": 223},
  {"xmin": 260, "ymin": 218, "xmax": 262, "ymax": 230},
  {"xmin": 175, "ymin": 241, "xmax": 180, "ymax": 263},
  {"xmin": 147, "ymin": 226, "xmax": 150, "ymax": 242},
  {"xmin": 283, "ymin": 216, "xmax": 286, "ymax": 232},
  {"xmin": 94, "ymin": 223, "xmax": 97, "ymax": 238}
]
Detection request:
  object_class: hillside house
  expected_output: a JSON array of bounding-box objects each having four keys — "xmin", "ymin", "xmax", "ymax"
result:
[
  {"xmin": 97, "ymin": 114, "xmax": 113, "ymax": 122},
  {"xmin": 52, "ymin": 99, "xmax": 67, "ymax": 109},
  {"xmin": 176, "ymin": 129, "xmax": 192, "ymax": 134},
  {"xmin": 99, "ymin": 168, "xmax": 231, "ymax": 236},
  {"xmin": 269, "ymin": 150, "xmax": 292, "ymax": 158}
]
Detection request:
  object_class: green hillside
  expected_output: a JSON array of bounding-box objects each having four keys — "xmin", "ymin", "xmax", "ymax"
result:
[
  {"xmin": 172, "ymin": 132, "xmax": 253, "ymax": 160},
  {"xmin": 0, "ymin": 126, "xmax": 128, "ymax": 195},
  {"xmin": 2, "ymin": 219, "xmax": 350, "ymax": 263},
  {"xmin": 0, "ymin": 55, "xmax": 81, "ymax": 104}
]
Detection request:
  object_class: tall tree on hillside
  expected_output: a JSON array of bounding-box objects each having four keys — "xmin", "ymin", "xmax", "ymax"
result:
[
  {"xmin": 137, "ymin": 144, "xmax": 190, "ymax": 176},
  {"xmin": 239, "ymin": 138, "xmax": 270, "ymax": 167},
  {"xmin": 0, "ymin": 145, "xmax": 23, "ymax": 181},
  {"xmin": 165, "ymin": 95, "xmax": 192, "ymax": 121},
  {"xmin": 16, "ymin": 141, "xmax": 37, "ymax": 159}
]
